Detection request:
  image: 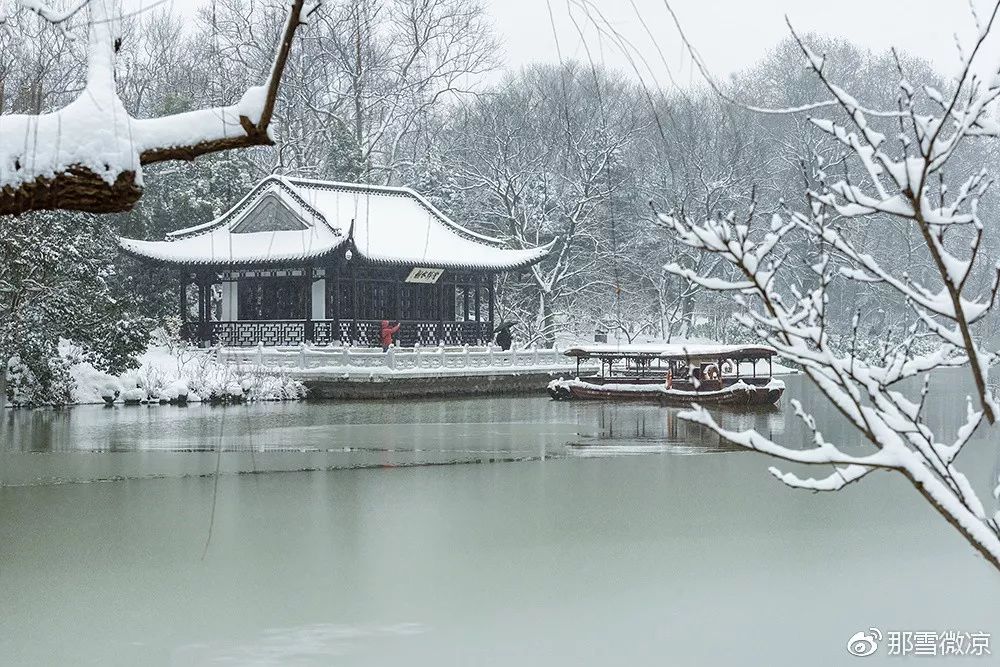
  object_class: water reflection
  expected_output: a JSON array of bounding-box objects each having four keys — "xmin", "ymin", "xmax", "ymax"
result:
[
  {"xmin": 2, "ymin": 398, "xmax": 579, "ymax": 455},
  {"xmin": 3, "ymin": 397, "xmax": 787, "ymax": 457},
  {"xmin": 567, "ymin": 402, "xmax": 785, "ymax": 456},
  {"xmin": 1, "ymin": 397, "xmax": 585, "ymax": 485},
  {"xmin": 1, "ymin": 393, "xmax": 795, "ymax": 485}
]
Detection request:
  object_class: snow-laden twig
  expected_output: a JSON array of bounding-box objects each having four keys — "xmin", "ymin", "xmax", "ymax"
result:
[
  {"xmin": 2, "ymin": 0, "xmax": 91, "ymax": 26},
  {"xmin": 655, "ymin": 6, "xmax": 1000, "ymax": 570},
  {"xmin": 0, "ymin": 0, "xmax": 318, "ymax": 215}
]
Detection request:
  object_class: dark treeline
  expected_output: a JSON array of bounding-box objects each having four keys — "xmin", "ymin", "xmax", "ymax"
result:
[{"xmin": 4, "ymin": 0, "xmax": 999, "ymax": 402}]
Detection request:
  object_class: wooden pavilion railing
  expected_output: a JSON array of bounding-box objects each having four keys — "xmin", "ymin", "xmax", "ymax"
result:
[{"xmin": 181, "ymin": 319, "xmax": 494, "ymax": 348}]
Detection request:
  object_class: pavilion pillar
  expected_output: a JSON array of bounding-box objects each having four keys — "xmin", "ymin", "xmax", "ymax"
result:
[
  {"xmin": 488, "ymin": 275, "xmax": 495, "ymax": 322},
  {"xmin": 474, "ymin": 275, "xmax": 481, "ymax": 321},
  {"xmin": 350, "ymin": 260, "xmax": 359, "ymax": 343},
  {"xmin": 304, "ymin": 264, "xmax": 316, "ymax": 343},
  {"xmin": 474, "ymin": 274, "xmax": 482, "ymax": 344},
  {"xmin": 220, "ymin": 274, "xmax": 239, "ymax": 322},
  {"xmin": 332, "ymin": 267, "xmax": 341, "ymax": 342},
  {"xmin": 487, "ymin": 274, "xmax": 495, "ymax": 344},
  {"xmin": 438, "ymin": 278, "xmax": 445, "ymax": 344},
  {"xmin": 393, "ymin": 270, "xmax": 401, "ymax": 322},
  {"xmin": 197, "ymin": 273, "xmax": 209, "ymax": 347},
  {"xmin": 195, "ymin": 275, "xmax": 203, "ymax": 325},
  {"xmin": 178, "ymin": 271, "xmax": 189, "ymax": 343},
  {"xmin": 207, "ymin": 273, "xmax": 216, "ymax": 325},
  {"xmin": 178, "ymin": 271, "xmax": 186, "ymax": 322},
  {"xmin": 206, "ymin": 273, "xmax": 215, "ymax": 346}
]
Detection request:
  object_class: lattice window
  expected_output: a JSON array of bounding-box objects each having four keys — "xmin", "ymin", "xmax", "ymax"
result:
[
  {"xmin": 332, "ymin": 319, "xmax": 381, "ymax": 347},
  {"xmin": 441, "ymin": 322, "xmax": 462, "ymax": 346},
  {"xmin": 337, "ymin": 320, "xmax": 354, "ymax": 342},
  {"xmin": 211, "ymin": 321, "xmax": 305, "ymax": 347},
  {"xmin": 397, "ymin": 321, "xmax": 441, "ymax": 346},
  {"xmin": 313, "ymin": 321, "xmax": 335, "ymax": 345},
  {"xmin": 414, "ymin": 321, "xmax": 440, "ymax": 346},
  {"xmin": 355, "ymin": 320, "xmax": 380, "ymax": 347}
]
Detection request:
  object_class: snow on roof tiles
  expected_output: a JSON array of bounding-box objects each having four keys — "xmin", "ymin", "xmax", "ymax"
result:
[
  {"xmin": 119, "ymin": 176, "xmax": 554, "ymax": 270},
  {"xmin": 562, "ymin": 343, "xmax": 778, "ymax": 360}
]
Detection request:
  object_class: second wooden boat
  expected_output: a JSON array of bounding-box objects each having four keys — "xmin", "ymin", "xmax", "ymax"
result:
[{"xmin": 547, "ymin": 343, "xmax": 785, "ymax": 407}]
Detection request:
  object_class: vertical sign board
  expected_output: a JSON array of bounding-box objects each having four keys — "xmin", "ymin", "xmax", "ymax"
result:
[{"xmin": 405, "ymin": 267, "xmax": 444, "ymax": 284}]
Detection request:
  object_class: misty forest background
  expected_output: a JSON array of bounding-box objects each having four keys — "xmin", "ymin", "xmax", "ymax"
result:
[{"xmin": 5, "ymin": 0, "xmax": 1000, "ymax": 394}]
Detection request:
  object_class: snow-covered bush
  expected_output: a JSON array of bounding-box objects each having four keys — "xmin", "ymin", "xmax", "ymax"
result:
[
  {"xmin": 160, "ymin": 379, "xmax": 189, "ymax": 404},
  {"xmin": 5, "ymin": 353, "xmax": 74, "ymax": 407},
  {"xmin": 65, "ymin": 341, "xmax": 307, "ymax": 407},
  {"xmin": 184, "ymin": 356, "xmax": 306, "ymax": 404},
  {"xmin": 1, "ymin": 208, "xmax": 153, "ymax": 408},
  {"xmin": 121, "ymin": 386, "xmax": 147, "ymax": 405}
]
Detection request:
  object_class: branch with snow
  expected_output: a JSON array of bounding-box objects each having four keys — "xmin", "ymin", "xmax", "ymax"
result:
[
  {"xmin": 0, "ymin": 0, "xmax": 319, "ymax": 215},
  {"xmin": 652, "ymin": 5, "xmax": 1000, "ymax": 571},
  {"xmin": 1, "ymin": 0, "xmax": 91, "ymax": 25}
]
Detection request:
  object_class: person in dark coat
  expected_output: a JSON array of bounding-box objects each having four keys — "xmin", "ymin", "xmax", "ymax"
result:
[
  {"xmin": 380, "ymin": 319, "xmax": 400, "ymax": 351},
  {"xmin": 495, "ymin": 325, "xmax": 512, "ymax": 351}
]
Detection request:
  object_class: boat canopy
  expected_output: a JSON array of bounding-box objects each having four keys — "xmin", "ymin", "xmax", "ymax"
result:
[{"xmin": 562, "ymin": 343, "xmax": 777, "ymax": 362}]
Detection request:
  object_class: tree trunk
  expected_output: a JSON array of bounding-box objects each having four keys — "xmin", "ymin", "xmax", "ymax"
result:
[
  {"xmin": 680, "ymin": 293, "xmax": 695, "ymax": 337},
  {"xmin": 656, "ymin": 276, "xmax": 668, "ymax": 340},
  {"xmin": 539, "ymin": 292, "xmax": 555, "ymax": 348},
  {"xmin": 0, "ymin": 356, "xmax": 8, "ymax": 412},
  {"xmin": 352, "ymin": 3, "xmax": 366, "ymax": 179}
]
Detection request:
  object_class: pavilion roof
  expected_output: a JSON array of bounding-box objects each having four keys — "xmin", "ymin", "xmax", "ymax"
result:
[{"xmin": 119, "ymin": 176, "xmax": 555, "ymax": 270}]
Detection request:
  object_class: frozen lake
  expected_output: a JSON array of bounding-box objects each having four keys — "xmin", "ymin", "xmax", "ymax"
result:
[{"xmin": 2, "ymin": 372, "xmax": 998, "ymax": 665}]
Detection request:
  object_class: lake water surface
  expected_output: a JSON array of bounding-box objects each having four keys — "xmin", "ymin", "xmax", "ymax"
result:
[{"xmin": 2, "ymin": 372, "xmax": 998, "ymax": 665}]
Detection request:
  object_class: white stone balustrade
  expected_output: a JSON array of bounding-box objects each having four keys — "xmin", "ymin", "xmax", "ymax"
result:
[{"xmin": 216, "ymin": 343, "xmax": 583, "ymax": 377}]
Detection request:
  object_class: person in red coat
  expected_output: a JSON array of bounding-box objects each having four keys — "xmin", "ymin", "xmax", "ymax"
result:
[{"xmin": 380, "ymin": 319, "xmax": 400, "ymax": 351}]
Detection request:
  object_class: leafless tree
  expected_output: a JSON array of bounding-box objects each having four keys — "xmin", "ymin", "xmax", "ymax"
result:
[{"xmin": 446, "ymin": 64, "xmax": 646, "ymax": 346}]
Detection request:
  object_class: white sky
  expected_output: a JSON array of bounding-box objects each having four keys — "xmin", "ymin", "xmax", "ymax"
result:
[
  {"xmin": 161, "ymin": 0, "xmax": 1000, "ymax": 85},
  {"xmin": 501, "ymin": 0, "xmax": 1000, "ymax": 85}
]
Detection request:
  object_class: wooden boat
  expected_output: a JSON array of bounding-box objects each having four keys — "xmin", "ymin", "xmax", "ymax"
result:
[{"xmin": 547, "ymin": 343, "xmax": 784, "ymax": 407}]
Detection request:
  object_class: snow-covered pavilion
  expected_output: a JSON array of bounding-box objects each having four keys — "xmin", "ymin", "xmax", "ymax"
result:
[{"xmin": 120, "ymin": 176, "xmax": 554, "ymax": 347}]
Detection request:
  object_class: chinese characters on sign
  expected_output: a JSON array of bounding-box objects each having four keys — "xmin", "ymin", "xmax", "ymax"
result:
[
  {"xmin": 848, "ymin": 628, "xmax": 991, "ymax": 658},
  {"xmin": 405, "ymin": 267, "xmax": 444, "ymax": 284}
]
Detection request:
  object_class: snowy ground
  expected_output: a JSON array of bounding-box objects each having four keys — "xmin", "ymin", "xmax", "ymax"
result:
[{"xmin": 67, "ymin": 343, "xmax": 305, "ymax": 406}]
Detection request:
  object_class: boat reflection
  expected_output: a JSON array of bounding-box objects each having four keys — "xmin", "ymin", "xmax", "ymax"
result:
[{"xmin": 566, "ymin": 402, "xmax": 786, "ymax": 456}]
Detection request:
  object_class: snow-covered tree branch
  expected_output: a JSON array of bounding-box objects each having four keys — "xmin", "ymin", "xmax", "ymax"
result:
[
  {"xmin": 0, "ymin": 0, "xmax": 318, "ymax": 216},
  {"xmin": 657, "ymin": 9, "xmax": 1000, "ymax": 571}
]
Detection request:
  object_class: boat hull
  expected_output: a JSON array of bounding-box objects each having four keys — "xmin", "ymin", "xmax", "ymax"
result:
[{"xmin": 547, "ymin": 378, "xmax": 783, "ymax": 407}]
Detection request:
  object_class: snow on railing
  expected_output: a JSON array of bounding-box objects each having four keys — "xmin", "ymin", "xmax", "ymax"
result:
[{"xmin": 215, "ymin": 343, "xmax": 579, "ymax": 374}]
